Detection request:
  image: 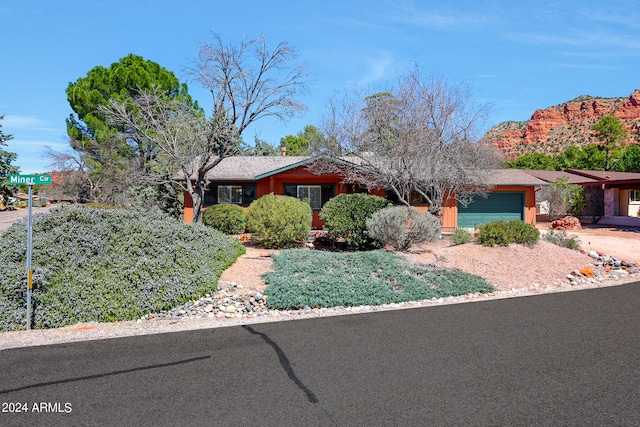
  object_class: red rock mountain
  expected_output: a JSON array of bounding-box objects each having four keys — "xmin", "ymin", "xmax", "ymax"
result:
[{"xmin": 485, "ymin": 89, "xmax": 640, "ymax": 160}]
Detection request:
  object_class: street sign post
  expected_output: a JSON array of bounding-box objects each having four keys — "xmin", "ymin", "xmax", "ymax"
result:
[{"xmin": 9, "ymin": 174, "xmax": 52, "ymax": 330}]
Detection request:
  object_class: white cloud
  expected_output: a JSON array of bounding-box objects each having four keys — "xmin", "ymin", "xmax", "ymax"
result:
[
  {"xmin": 2, "ymin": 115, "xmax": 60, "ymax": 132},
  {"xmin": 5, "ymin": 139, "xmax": 68, "ymax": 174},
  {"xmin": 389, "ymin": 1, "xmax": 492, "ymax": 30},
  {"xmin": 7, "ymin": 138, "xmax": 67, "ymax": 152},
  {"xmin": 356, "ymin": 52, "xmax": 400, "ymax": 86}
]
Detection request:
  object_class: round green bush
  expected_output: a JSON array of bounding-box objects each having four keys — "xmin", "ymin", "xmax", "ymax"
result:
[
  {"xmin": 246, "ymin": 195, "xmax": 312, "ymax": 248},
  {"xmin": 202, "ymin": 204, "xmax": 247, "ymax": 234},
  {"xmin": 477, "ymin": 220, "xmax": 539, "ymax": 247},
  {"xmin": 366, "ymin": 206, "xmax": 441, "ymax": 251},
  {"xmin": 319, "ymin": 193, "xmax": 391, "ymax": 249}
]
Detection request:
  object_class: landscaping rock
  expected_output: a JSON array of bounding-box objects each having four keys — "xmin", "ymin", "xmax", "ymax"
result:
[{"xmin": 551, "ymin": 216, "xmax": 582, "ymax": 230}]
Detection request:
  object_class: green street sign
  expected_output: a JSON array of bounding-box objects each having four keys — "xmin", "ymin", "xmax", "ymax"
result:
[{"xmin": 9, "ymin": 174, "xmax": 53, "ymax": 186}]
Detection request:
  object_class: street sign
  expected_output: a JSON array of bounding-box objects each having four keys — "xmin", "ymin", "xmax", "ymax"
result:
[{"xmin": 9, "ymin": 174, "xmax": 52, "ymax": 186}]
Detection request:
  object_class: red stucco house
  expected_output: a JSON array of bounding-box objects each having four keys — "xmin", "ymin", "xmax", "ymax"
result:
[{"xmin": 182, "ymin": 156, "xmax": 547, "ymax": 230}]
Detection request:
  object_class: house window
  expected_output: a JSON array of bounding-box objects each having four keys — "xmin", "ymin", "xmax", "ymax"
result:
[
  {"xmin": 283, "ymin": 184, "xmax": 334, "ymax": 210},
  {"xmin": 631, "ymin": 190, "xmax": 640, "ymax": 202},
  {"xmin": 385, "ymin": 189, "xmax": 430, "ymax": 205},
  {"xmin": 409, "ymin": 190, "xmax": 428, "ymax": 204},
  {"xmin": 298, "ymin": 185, "xmax": 322, "ymax": 210},
  {"xmin": 210, "ymin": 184, "xmax": 256, "ymax": 206},
  {"xmin": 345, "ymin": 184, "xmax": 368, "ymax": 194},
  {"xmin": 218, "ymin": 185, "xmax": 243, "ymax": 204}
]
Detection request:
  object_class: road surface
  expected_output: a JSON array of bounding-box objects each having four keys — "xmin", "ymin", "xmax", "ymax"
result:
[{"xmin": 2, "ymin": 282, "xmax": 639, "ymax": 426}]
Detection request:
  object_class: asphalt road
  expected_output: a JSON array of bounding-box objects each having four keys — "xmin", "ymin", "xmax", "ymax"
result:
[{"xmin": 1, "ymin": 282, "xmax": 639, "ymax": 426}]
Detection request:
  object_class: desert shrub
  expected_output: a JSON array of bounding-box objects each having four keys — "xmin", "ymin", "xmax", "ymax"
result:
[
  {"xmin": 0, "ymin": 205, "xmax": 245, "ymax": 331},
  {"xmin": 543, "ymin": 177, "xmax": 586, "ymax": 220},
  {"xmin": 202, "ymin": 204, "xmax": 246, "ymax": 234},
  {"xmin": 450, "ymin": 228, "xmax": 473, "ymax": 245},
  {"xmin": 366, "ymin": 206, "xmax": 440, "ymax": 251},
  {"xmin": 319, "ymin": 193, "xmax": 391, "ymax": 249},
  {"xmin": 263, "ymin": 249, "xmax": 493, "ymax": 309},
  {"xmin": 82, "ymin": 202, "xmax": 117, "ymax": 209},
  {"xmin": 477, "ymin": 220, "xmax": 539, "ymax": 247},
  {"xmin": 542, "ymin": 229, "xmax": 581, "ymax": 251},
  {"xmin": 246, "ymin": 195, "xmax": 312, "ymax": 248}
]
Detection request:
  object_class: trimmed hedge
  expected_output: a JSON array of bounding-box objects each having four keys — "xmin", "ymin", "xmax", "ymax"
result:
[
  {"xmin": 366, "ymin": 206, "xmax": 441, "ymax": 251},
  {"xmin": 246, "ymin": 195, "xmax": 312, "ymax": 248},
  {"xmin": 477, "ymin": 220, "xmax": 539, "ymax": 247},
  {"xmin": 0, "ymin": 205, "xmax": 245, "ymax": 331},
  {"xmin": 319, "ymin": 193, "xmax": 391, "ymax": 249},
  {"xmin": 202, "ymin": 203, "xmax": 246, "ymax": 234}
]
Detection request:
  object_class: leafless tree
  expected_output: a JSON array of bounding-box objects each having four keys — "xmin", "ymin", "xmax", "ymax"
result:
[
  {"xmin": 190, "ymin": 34, "xmax": 309, "ymax": 135},
  {"xmin": 43, "ymin": 142, "xmax": 142, "ymax": 203},
  {"xmin": 315, "ymin": 65, "xmax": 499, "ymax": 214},
  {"xmin": 104, "ymin": 34, "xmax": 309, "ymax": 222}
]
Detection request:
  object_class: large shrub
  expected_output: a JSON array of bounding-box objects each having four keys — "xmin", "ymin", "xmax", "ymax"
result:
[
  {"xmin": 366, "ymin": 206, "xmax": 440, "ymax": 251},
  {"xmin": 319, "ymin": 193, "xmax": 391, "ymax": 249},
  {"xmin": 246, "ymin": 195, "xmax": 312, "ymax": 248},
  {"xmin": 477, "ymin": 220, "xmax": 539, "ymax": 247},
  {"xmin": 0, "ymin": 205, "xmax": 245, "ymax": 331},
  {"xmin": 202, "ymin": 203, "xmax": 246, "ymax": 234}
]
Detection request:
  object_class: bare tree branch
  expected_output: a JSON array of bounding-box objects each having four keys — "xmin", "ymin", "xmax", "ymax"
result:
[
  {"xmin": 189, "ymin": 34, "xmax": 310, "ymax": 135},
  {"xmin": 104, "ymin": 35, "xmax": 309, "ymax": 223},
  {"xmin": 315, "ymin": 64, "xmax": 499, "ymax": 214}
]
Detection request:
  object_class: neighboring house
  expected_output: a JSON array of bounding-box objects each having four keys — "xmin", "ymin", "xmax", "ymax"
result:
[
  {"xmin": 182, "ymin": 156, "xmax": 547, "ymax": 230},
  {"xmin": 525, "ymin": 169, "xmax": 640, "ymax": 223}
]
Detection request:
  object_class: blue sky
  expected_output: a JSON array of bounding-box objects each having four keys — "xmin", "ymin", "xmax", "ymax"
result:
[{"xmin": 2, "ymin": 0, "xmax": 639, "ymax": 173}]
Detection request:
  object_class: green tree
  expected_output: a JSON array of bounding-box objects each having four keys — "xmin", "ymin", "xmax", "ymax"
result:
[
  {"xmin": 66, "ymin": 54, "xmax": 197, "ymax": 173},
  {"xmin": 504, "ymin": 152, "xmax": 558, "ymax": 170},
  {"xmin": 58, "ymin": 54, "xmax": 198, "ymax": 209},
  {"xmin": 614, "ymin": 144, "xmax": 640, "ymax": 172},
  {"xmin": 0, "ymin": 116, "xmax": 19, "ymax": 206},
  {"xmin": 556, "ymin": 144, "xmax": 607, "ymax": 171},
  {"xmin": 592, "ymin": 115, "xmax": 627, "ymax": 171},
  {"xmin": 280, "ymin": 125, "xmax": 328, "ymax": 156},
  {"xmin": 244, "ymin": 136, "xmax": 278, "ymax": 156}
]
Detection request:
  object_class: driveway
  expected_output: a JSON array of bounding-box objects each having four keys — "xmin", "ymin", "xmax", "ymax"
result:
[{"xmin": 569, "ymin": 228, "xmax": 640, "ymax": 264}]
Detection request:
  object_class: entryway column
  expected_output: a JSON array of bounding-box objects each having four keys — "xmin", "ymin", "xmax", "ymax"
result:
[{"xmin": 604, "ymin": 188, "xmax": 619, "ymax": 217}]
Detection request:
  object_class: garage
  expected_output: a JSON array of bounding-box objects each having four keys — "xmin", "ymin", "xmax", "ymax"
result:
[{"xmin": 457, "ymin": 192, "xmax": 524, "ymax": 228}]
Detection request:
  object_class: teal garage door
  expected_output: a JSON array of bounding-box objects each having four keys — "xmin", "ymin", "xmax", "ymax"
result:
[{"xmin": 458, "ymin": 192, "xmax": 524, "ymax": 228}]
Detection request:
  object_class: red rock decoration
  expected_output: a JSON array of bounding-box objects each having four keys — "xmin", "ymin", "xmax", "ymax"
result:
[{"xmin": 550, "ymin": 216, "xmax": 582, "ymax": 230}]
